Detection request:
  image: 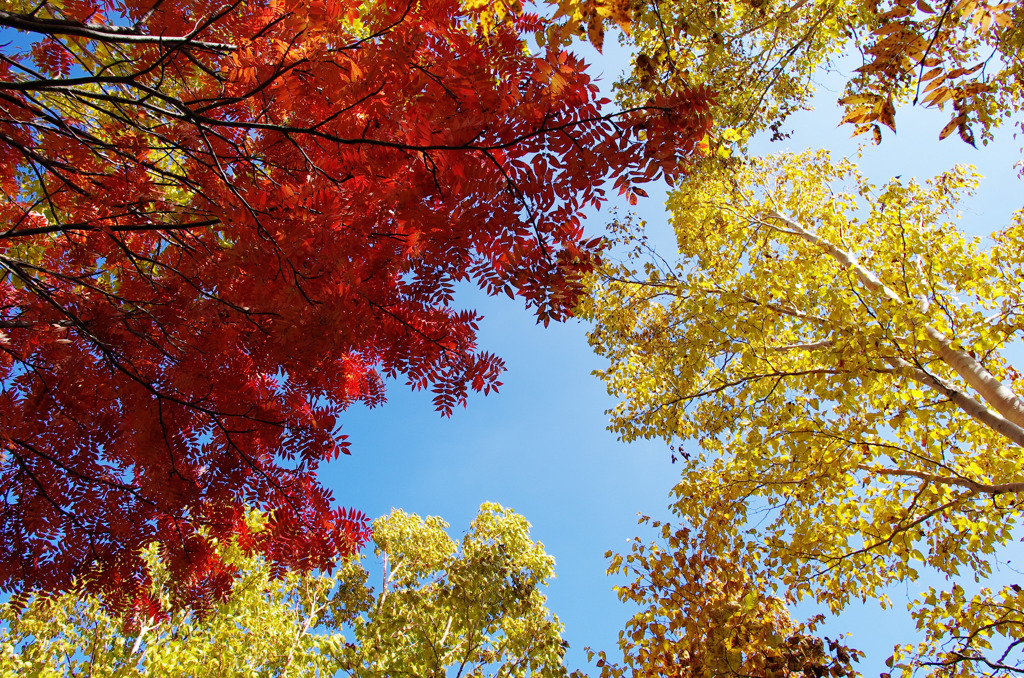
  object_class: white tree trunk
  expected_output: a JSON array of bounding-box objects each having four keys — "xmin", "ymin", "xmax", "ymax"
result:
[{"xmin": 763, "ymin": 210, "xmax": 1024, "ymax": 445}]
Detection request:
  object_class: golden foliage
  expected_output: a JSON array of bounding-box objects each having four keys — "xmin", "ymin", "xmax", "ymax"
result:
[
  {"xmin": 582, "ymin": 151, "xmax": 1024, "ymax": 677},
  {"xmin": 609, "ymin": 0, "xmax": 1020, "ymax": 147}
]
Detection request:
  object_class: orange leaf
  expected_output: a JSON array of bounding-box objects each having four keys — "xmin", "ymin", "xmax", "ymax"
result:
[{"xmin": 550, "ymin": 70, "xmax": 569, "ymax": 95}]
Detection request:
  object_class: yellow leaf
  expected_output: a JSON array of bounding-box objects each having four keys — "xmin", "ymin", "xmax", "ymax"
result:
[{"xmin": 841, "ymin": 105, "xmax": 878, "ymax": 125}]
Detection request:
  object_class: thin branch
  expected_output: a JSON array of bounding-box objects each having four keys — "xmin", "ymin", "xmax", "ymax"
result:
[
  {"xmin": 0, "ymin": 8, "xmax": 237, "ymax": 51},
  {"xmin": 860, "ymin": 464, "xmax": 1024, "ymax": 495}
]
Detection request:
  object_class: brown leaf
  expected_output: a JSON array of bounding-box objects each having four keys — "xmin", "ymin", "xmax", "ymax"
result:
[
  {"xmin": 879, "ymin": 6, "xmax": 913, "ymax": 19},
  {"xmin": 979, "ymin": 11, "xmax": 993, "ymax": 33},
  {"xmin": 939, "ymin": 114, "xmax": 966, "ymax": 140},
  {"xmin": 851, "ymin": 123, "xmax": 883, "ymax": 144},
  {"xmin": 946, "ymin": 63, "xmax": 983, "ymax": 79},
  {"xmin": 838, "ymin": 93, "xmax": 882, "ymax": 106},
  {"xmin": 877, "ymin": 95, "xmax": 896, "ymax": 133},
  {"xmin": 872, "ymin": 22, "xmax": 911, "ymax": 36},
  {"xmin": 993, "ymin": 10, "xmax": 1013, "ymax": 27},
  {"xmin": 587, "ymin": 14, "xmax": 604, "ymax": 52},
  {"xmin": 959, "ymin": 123, "xmax": 976, "ymax": 147},
  {"xmin": 854, "ymin": 60, "xmax": 888, "ymax": 74},
  {"xmin": 605, "ymin": 0, "xmax": 633, "ymax": 33},
  {"xmin": 921, "ymin": 86, "xmax": 954, "ymax": 106},
  {"xmin": 960, "ymin": 82, "xmax": 992, "ymax": 96}
]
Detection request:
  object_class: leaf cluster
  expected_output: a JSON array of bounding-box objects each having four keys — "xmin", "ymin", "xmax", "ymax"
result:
[
  {"xmin": 0, "ymin": 503, "xmax": 579, "ymax": 678},
  {"xmin": 591, "ymin": 517, "xmax": 862, "ymax": 678}
]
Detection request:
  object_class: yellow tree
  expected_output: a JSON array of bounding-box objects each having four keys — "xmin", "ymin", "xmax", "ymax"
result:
[
  {"xmin": 581, "ymin": 150, "xmax": 1024, "ymax": 677},
  {"xmin": 1, "ymin": 503, "xmax": 577, "ymax": 678},
  {"xmin": 609, "ymin": 0, "xmax": 1021, "ymax": 147}
]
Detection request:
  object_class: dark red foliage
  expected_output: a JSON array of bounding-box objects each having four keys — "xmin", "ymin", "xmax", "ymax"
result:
[{"xmin": 0, "ymin": 0, "xmax": 711, "ymax": 605}]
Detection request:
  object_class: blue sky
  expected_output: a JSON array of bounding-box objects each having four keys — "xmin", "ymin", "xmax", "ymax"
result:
[
  {"xmin": 321, "ymin": 274, "xmax": 682, "ymax": 670},
  {"xmin": 1, "ymin": 11, "xmax": 1020, "ymax": 676},
  {"xmin": 321, "ymin": 35, "xmax": 1024, "ymax": 678}
]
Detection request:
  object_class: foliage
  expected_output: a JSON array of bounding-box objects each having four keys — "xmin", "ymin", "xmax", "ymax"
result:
[
  {"xmin": 581, "ymin": 150, "xmax": 1024, "ymax": 677},
  {"xmin": 609, "ymin": 0, "xmax": 1021, "ymax": 146},
  {"xmin": 540, "ymin": 0, "xmax": 635, "ymax": 53},
  {"xmin": 590, "ymin": 516, "xmax": 862, "ymax": 678},
  {"xmin": 0, "ymin": 503, "xmax": 580, "ymax": 678},
  {"xmin": 0, "ymin": 0, "xmax": 713, "ymax": 601},
  {"xmin": 837, "ymin": 0, "xmax": 1022, "ymax": 146}
]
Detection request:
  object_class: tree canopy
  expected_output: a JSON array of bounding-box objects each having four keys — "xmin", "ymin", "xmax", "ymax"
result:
[
  {"xmin": 610, "ymin": 0, "xmax": 1021, "ymax": 146},
  {"xmin": 5, "ymin": 0, "xmax": 1023, "ymax": 671},
  {"xmin": 1, "ymin": 503, "xmax": 580, "ymax": 678},
  {"xmin": 591, "ymin": 515, "xmax": 862, "ymax": 678},
  {"xmin": 583, "ymin": 149, "xmax": 1024, "ymax": 676},
  {"xmin": 0, "ymin": 0, "xmax": 711, "ymax": 603},
  {"xmin": 580, "ymin": 0, "xmax": 1024, "ymax": 671}
]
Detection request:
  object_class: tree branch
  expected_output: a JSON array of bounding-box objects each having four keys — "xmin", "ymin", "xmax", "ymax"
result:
[
  {"xmin": 882, "ymin": 353, "xmax": 1024, "ymax": 447},
  {"xmin": 0, "ymin": 9, "xmax": 237, "ymax": 51},
  {"xmin": 859, "ymin": 464, "xmax": 1024, "ymax": 495},
  {"xmin": 762, "ymin": 210, "xmax": 1024, "ymax": 435}
]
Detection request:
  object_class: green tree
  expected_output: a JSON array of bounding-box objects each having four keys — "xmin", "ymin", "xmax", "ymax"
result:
[
  {"xmin": 581, "ymin": 149, "xmax": 1024, "ymax": 677},
  {"xmin": 0, "ymin": 503, "xmax": 578, "ymax": 678}
]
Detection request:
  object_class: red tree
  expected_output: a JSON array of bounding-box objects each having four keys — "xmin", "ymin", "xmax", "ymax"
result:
[{"xmin": 0, "ymin": 0, "xmax": 710, "ymax": 604}]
